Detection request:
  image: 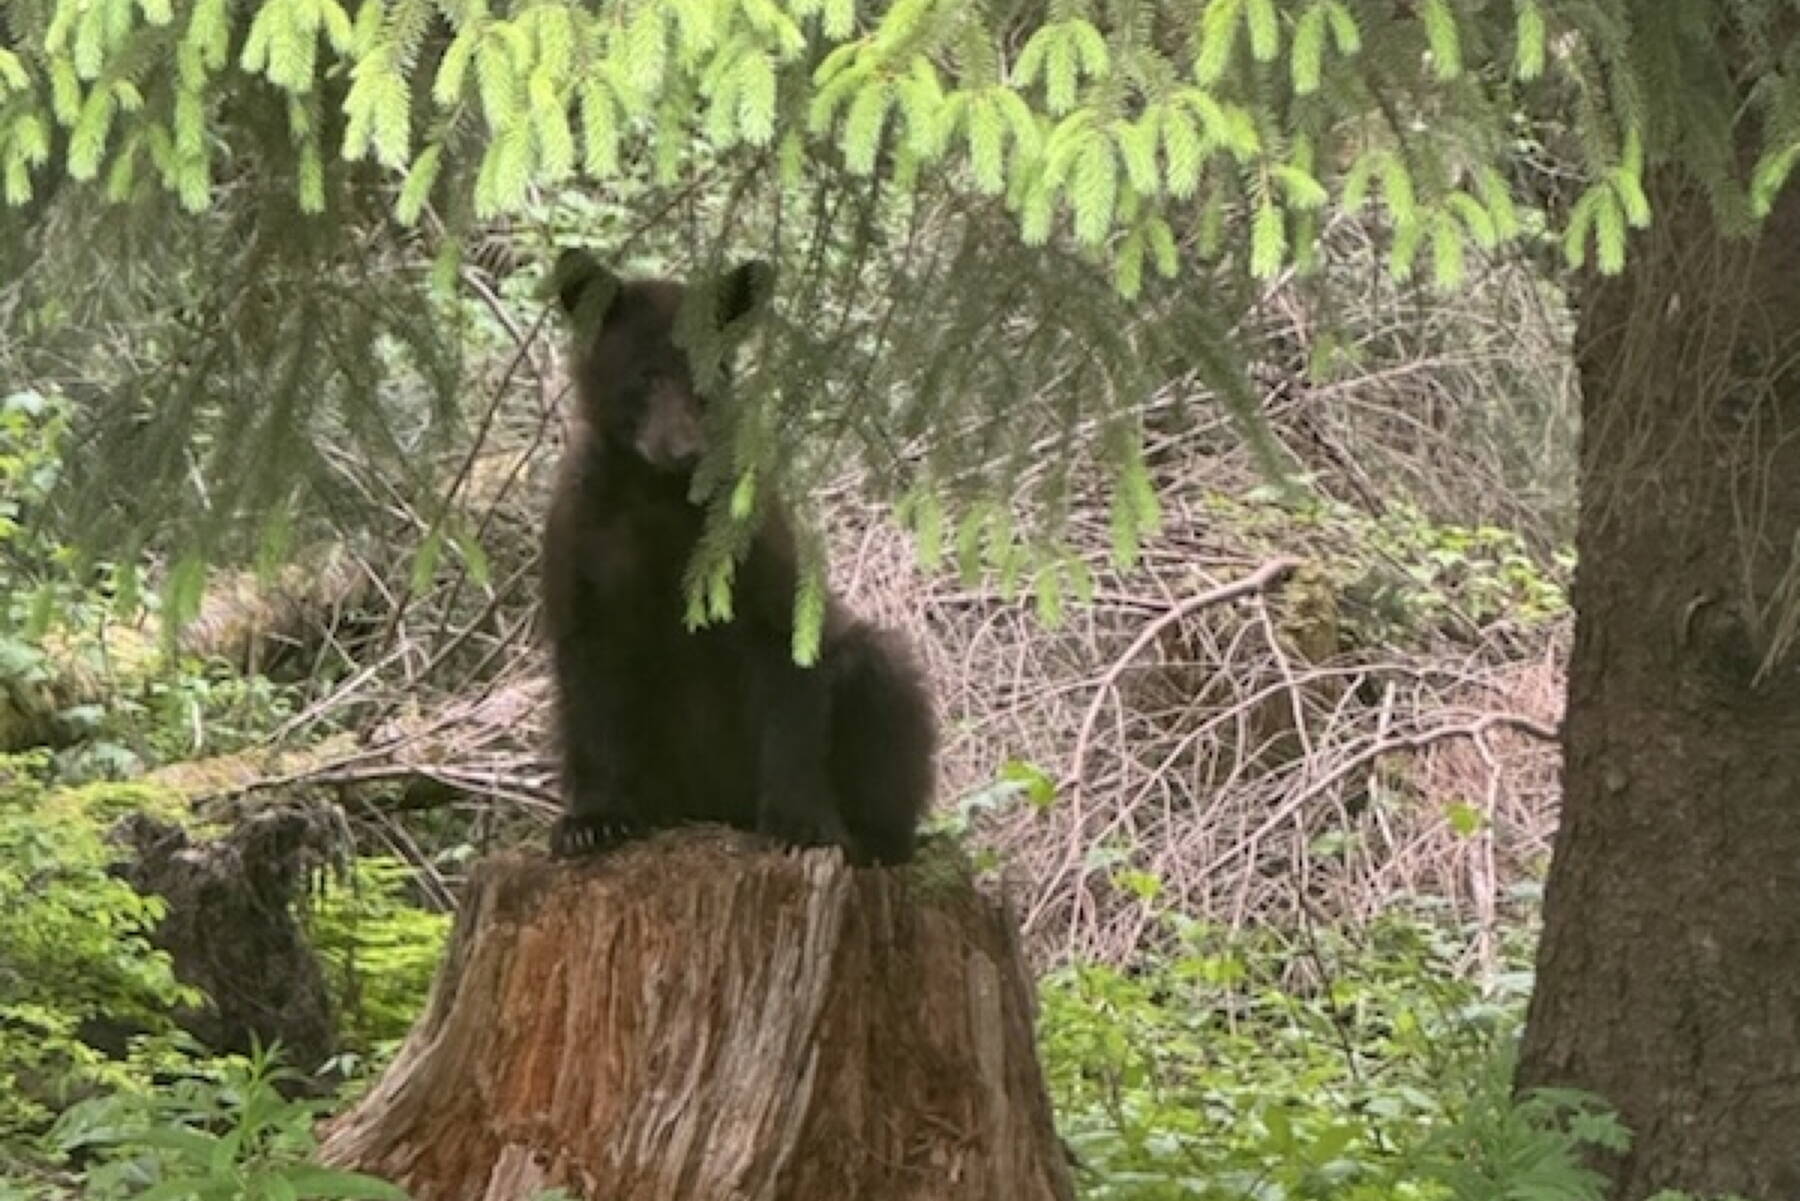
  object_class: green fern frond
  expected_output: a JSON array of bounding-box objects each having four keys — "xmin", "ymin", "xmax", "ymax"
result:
[
  {"xmin": 1249, "ymin": 192, "xmax": 1285, "ymax": 277},
  {"xmin": 1117, "ymin": 114, "xmax": 1159, "ymax": 195},
  {"xmin": 1291, "ymin": 5, "xmax": 1325, "ymax": 94},
  {"xmin": 1115, "ymin": 222, "xmax": 1146, "ymax": 295},
  {"xmin": 1420, "ymin": 0, "xmax": 1461, "ymax": 80},
  {"xmin": 580, "ymin": 76, "xmax": 621, "ymax": 174},
  {"xmin": 1514, "ymin": 0, "xmax": 1545, "ymax": 80},
  {"xmin": 1158, "ymin": 103, "xmax": 1204, "ymax": 197},
  {"xmin": 1194, "ymin": 0, "xmax": 1243, "ymax": 85},
  {"xmin": 395, "ymin": 142, "xmax": 441, "ymax": 223},
  {"xmin": 1244, "ymin": 0, "xmax": 1278, "ymax": 62},
  {"xmin": 1429, "ymin": 210, "xmax": 1465, "ymax": 288},
  {"xmin": 1071, "ymin": 130, "xmax": 1118, "ymax": 244},
  {"xmin": 841, "ymin": 78, "xmax": 892, "ymax": 174}
]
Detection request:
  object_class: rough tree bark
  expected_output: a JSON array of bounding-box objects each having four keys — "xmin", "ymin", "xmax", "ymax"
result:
[
  {"xmin": 319, "ymin": 831, "xmax": 1074, "ymax": 1201},
  {"xmin": 1517, "ymin": 174, "xmax": 1800, "ymax": 1197}
]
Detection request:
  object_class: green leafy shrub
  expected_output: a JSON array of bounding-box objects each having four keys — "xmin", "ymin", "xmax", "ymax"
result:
[
  {"xmin": 1039, "ymin": 909, "xmax": 1619, "ymax": 1200},
  {"xmin": 117, "ymin": 660, "xmax": 299, "ymax": 768},
  {"xmin": 0, "ymin": 760, "xmax": 198, "ymax": 1137},
  {"xmin": 0, "ymin": 387, "xmax": 300, "ymax": 778},
  {"xmin": 1351, "ymin": 504, "xmax": 1570, "ymax": 637},
  {"xmin": 1212, "ymin": 491, "xmax": 1570, "ymax": 648},
  {"xmin": 305, "ymin": 857, "xmax": 451, "ymax": 1051},
  {"xmin": 49, "ymin": 1045, "xmax": 406, "ymax": 1200},
  {"xmin": 0, "ymin": 391, "xmax": 81, "ymax": 726},
  {"xmin": 0, "ymin": 391, "xmax": 71, "ymax": 611}
]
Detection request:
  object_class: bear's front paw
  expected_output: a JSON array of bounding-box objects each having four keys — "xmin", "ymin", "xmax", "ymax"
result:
[
  {"xmin": 757, "ymin": 802, "xmax": 851, "ymax": 853},
  {"xmin": 550, "ymin": 813, "xmax": 639, "ymax": 858}
]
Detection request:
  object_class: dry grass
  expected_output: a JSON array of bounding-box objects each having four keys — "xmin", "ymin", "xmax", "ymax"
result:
[{"xmin": 824, "ymin": 473, "xmax": 1566, "ymax": 968}]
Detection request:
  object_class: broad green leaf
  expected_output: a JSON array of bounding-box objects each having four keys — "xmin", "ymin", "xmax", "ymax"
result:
[
  {"xmin": 450, "ymin": 525, "xmax": 491, "ymax": 588},
  {"xmin": 999, "ymin": 758, "xmax": 1058, "ymax": 808},
  {"xmin": 409, "ymin": 527, "xmax": 444, "ymax": 593},
  {"xmin": 1446, "ymin": 801, "xmax": 1484, "ymax": 837}
]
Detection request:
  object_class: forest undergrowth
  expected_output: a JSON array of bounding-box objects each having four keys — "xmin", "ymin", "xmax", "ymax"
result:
[{"xmin": 0, "ymin": 202, "xmax": 1625, "ymax": 1197}]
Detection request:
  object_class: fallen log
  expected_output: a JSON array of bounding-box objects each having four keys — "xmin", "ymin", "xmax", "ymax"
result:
[
  {"xmin": 0, "ymin": 547, "xmax": 371, "ymax": 752},
  {"xmin": 319, "ymin": 830, "xmax": 1073, "ymax": 1201}
]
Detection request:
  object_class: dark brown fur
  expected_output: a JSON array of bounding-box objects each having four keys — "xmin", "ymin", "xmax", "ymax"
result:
[{"xmin": 542, "ymin": 250, "xmax": 936, "ymax": 865}]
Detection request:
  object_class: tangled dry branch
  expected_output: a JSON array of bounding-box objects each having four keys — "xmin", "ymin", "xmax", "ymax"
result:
[{"xmin": 825, "ymin": 485, "xmax": 1566, "ymax": 967}]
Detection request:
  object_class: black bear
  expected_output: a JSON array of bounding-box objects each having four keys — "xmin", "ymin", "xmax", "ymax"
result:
[{"xmin": 541, "ymin": 249, "xmax": 936, "ymax": 866}]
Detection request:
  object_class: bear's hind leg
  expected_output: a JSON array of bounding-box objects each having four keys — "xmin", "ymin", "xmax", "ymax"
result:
[
  {"xmin": 827, "ymin": 625, "xmax": 936, "ymax": 866},
  {"xmin": 748, "ymin": 642, "xmax": 853, "ymax": 852}
]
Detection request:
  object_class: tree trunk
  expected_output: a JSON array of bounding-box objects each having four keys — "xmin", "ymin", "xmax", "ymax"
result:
[
  {"xmin": 1517, "ymin": 176, "xmax": 1800, "ymax": 1198},
  {"xmin": 318, "ymin": 831, "xmax": 1074, "ymax": 1201}
]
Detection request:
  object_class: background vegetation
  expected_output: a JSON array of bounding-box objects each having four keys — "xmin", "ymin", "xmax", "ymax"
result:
[
  {"xmin": 3, "ymin": 0, "xmax": 1781, "ymax": 1196},
  {"xmin": 0, "ymin": 188, "xmax": 1598, "ymax": 1195}
]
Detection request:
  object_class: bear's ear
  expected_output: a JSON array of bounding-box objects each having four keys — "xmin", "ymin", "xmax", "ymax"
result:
[
  {"xmin": 550, "ymin": 249, "xmax": 621, "ymax": 328},
  {"xmin": 716, "ymin": 260, "xmax": 776, "ymax": 327}
]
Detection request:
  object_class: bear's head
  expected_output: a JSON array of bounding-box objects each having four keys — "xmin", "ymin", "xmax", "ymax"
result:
[{"xmin": 552, "ymin": 249, "xmax": 775, "ymax": 474}]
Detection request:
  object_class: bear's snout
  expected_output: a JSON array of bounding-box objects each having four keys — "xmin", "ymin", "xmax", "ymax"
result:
[{"xmin": 633, "ymin": 380, "xmax": 704, "ymax": 469}]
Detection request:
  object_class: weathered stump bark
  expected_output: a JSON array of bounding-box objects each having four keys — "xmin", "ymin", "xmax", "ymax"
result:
[
  {"xmin": 112, "ymin": 805, "xmax": 338, "ymax": 1071},
  {"xmin": 319, "ymin": 831, "xmax": 1074, "ymax": 1201}
]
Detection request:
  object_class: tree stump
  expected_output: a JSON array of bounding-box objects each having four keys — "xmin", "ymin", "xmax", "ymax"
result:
[
  {"xmin": 318, "ymin": 831, "xmax": 1074, "ymax": 1201},
  {"xmin": 113, "ymin": 805, "xmax": 337, "ymax": 1071}
]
